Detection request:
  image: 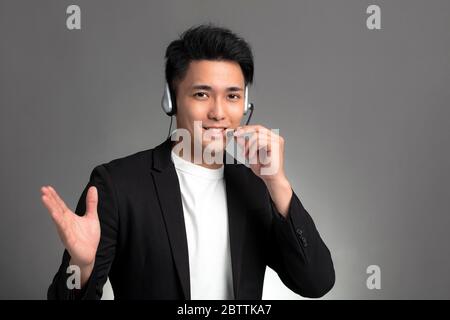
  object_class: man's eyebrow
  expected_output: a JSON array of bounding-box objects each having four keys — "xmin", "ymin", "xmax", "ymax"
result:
[
  {"xmin": 227, "ymin": 86, "xmax": 243, "ymax": 92},
  {"xmin": 190, "ymin": 84, "xmax": 243, "ymax": 91},
  {"xmin": 191, "ymin": 84, "xmax": 212, "ymax": 91}
]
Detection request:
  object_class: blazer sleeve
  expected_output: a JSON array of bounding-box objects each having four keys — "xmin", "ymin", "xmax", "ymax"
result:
[
  {"xmin": 266, "ymin": 188, "xmax": 335, "ymax": 298},
  {"xmin": 47, "ymin": 164, "xmax": 119, "ymax": 300}
]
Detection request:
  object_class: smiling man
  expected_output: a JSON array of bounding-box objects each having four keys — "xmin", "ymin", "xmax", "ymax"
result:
[{"xmin": 42, "ymin": 24, "xmax": 335, "ymax": 300}]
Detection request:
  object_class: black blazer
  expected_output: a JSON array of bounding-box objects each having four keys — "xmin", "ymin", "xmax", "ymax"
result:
[{"xmin": 48, "ymin": 138, "xmax": 335, "ymax": 300}]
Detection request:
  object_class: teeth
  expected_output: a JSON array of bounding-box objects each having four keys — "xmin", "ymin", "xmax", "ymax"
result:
[{"xmin": 203, "ymin": 127, "xmax": 226, "ymax": 134}]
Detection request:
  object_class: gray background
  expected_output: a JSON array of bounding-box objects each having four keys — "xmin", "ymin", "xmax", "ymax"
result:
[{"xmin": 1, "ymin": 0, "xmax": 449, "ymax": 299}]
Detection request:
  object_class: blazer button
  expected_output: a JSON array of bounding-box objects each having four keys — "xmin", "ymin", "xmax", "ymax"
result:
[
  {"xmin": 301, "ymin": 236, "xmax": 308, "ymax": 247},
  {"xmin": 295, "ymin": 228, "xmax": 303, "ymax": 235}
]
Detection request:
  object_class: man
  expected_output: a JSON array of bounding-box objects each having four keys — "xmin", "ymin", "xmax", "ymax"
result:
[{"xmin": 42, "ymin": 24, "xmax": 335, "ymax": 300}]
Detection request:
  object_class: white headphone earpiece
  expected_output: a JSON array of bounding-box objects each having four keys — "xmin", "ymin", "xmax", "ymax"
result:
[
  {"xmin": 243, "ymin": 86, "xmax": 250, "ymax": 115},
  {"xmin": 161, "ymin": 83, "xmax": 174, "ymax": 116},
  {"xmin": 161, "ymin": 82, "xmax": 252, "ymax": 116}
]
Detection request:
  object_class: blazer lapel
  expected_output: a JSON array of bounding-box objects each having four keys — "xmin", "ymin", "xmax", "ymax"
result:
[
  {"xmin": 151, "ymin": 139, "xmax": 191, "ymax": 300},
  {"xmin": 224, "ymin": 163, "xmax": 248, "ymax": 299}
]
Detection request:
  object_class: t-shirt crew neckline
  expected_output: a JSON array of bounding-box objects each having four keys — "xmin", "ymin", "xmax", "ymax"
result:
[{"xmin": 171, "ymin": 150, "xmax": 224, "ymax": 180}]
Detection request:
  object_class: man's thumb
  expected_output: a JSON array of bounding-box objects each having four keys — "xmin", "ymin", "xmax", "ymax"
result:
[{"xmin": 85, "ymin": 186, "xmax": 98, "ymax": 218}]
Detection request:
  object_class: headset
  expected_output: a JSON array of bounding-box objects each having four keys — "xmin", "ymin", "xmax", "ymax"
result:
[{"xmin": 161, "ymin": 82, "xmax": 254, "ymax": 138}]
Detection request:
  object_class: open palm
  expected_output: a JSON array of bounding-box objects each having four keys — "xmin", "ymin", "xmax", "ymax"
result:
[{"xmin": 41, "ymin": 186, "xmax": 100, "ymax": 267}]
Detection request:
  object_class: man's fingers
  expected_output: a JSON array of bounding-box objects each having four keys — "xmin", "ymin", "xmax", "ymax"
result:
[
  {"xmin": 85, "ymin": 186, "xmax": 98, "ymax": 219},
  {"xmin": 41, "ymin": 186, "xmax": 60, "ymax": 211},
  {"xmin": 248, "ymin": 136, "xmax": 270, "ymax": 159},
  {"xmin": 47, "ymin": 186, "xmax": 69, "ymax": 214},
  {"xmin": 41, "ymin": 188, "xmax": 64, "ymax": 225},
  {"xmin": 233, "ymin": 125, "xmax": 263, "ymax": 135},
  {"xmin": 41, "ymin": 186, "xmax": 60, "ymax": 212},
  {"xmin": 236, "ymin": 132, "xmax": 271, "ymax": 157}
]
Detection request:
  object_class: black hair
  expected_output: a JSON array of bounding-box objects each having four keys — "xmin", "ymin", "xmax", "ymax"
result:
[{"xmin": 164, "ymin": 24, "xmax": 254, "ymax": 96}]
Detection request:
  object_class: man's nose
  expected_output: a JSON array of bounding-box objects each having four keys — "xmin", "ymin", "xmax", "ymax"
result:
[{"xmin": 208, "ymin": 97, "xmax": 226, "ymax": 121}]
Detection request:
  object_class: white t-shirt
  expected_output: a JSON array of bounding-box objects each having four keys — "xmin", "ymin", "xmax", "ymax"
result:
[{"xmin": 171, "ymin": 150, "xmax": 234, "ymax": 300}]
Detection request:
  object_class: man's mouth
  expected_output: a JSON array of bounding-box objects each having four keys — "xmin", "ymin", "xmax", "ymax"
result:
[{"xmin": 202, "ymin": 126, "xmax": 228, "ymax": 134}]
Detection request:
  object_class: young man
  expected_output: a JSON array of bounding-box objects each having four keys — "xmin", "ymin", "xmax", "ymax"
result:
[{"xmin": 42, "ymin": 24, "xmax": 335, "ymax": 300}]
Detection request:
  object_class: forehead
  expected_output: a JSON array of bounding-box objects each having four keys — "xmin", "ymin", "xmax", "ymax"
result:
[{"xmin": 181, "ymin": 60, "xmax": 245, "ymax": 87}]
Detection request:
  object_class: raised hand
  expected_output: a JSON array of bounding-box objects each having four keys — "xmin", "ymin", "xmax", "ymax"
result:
[{"xmin": 41, "ymin": 185, "xmax": 100, "ymax": 270}]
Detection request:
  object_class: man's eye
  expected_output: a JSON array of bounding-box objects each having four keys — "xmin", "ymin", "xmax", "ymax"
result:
[
  {"xmin": 228, "ymin": 94, "xmax": 240, "ymax": 100},
  {"xmin": 194, "ymin": 92, "xmax": 208, "ymax": 98}
]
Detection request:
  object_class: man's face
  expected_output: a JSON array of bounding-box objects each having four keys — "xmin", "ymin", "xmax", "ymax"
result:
[{"xmin": 174, "ymin": 60, "xmax": 245, "ymax": 153}]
